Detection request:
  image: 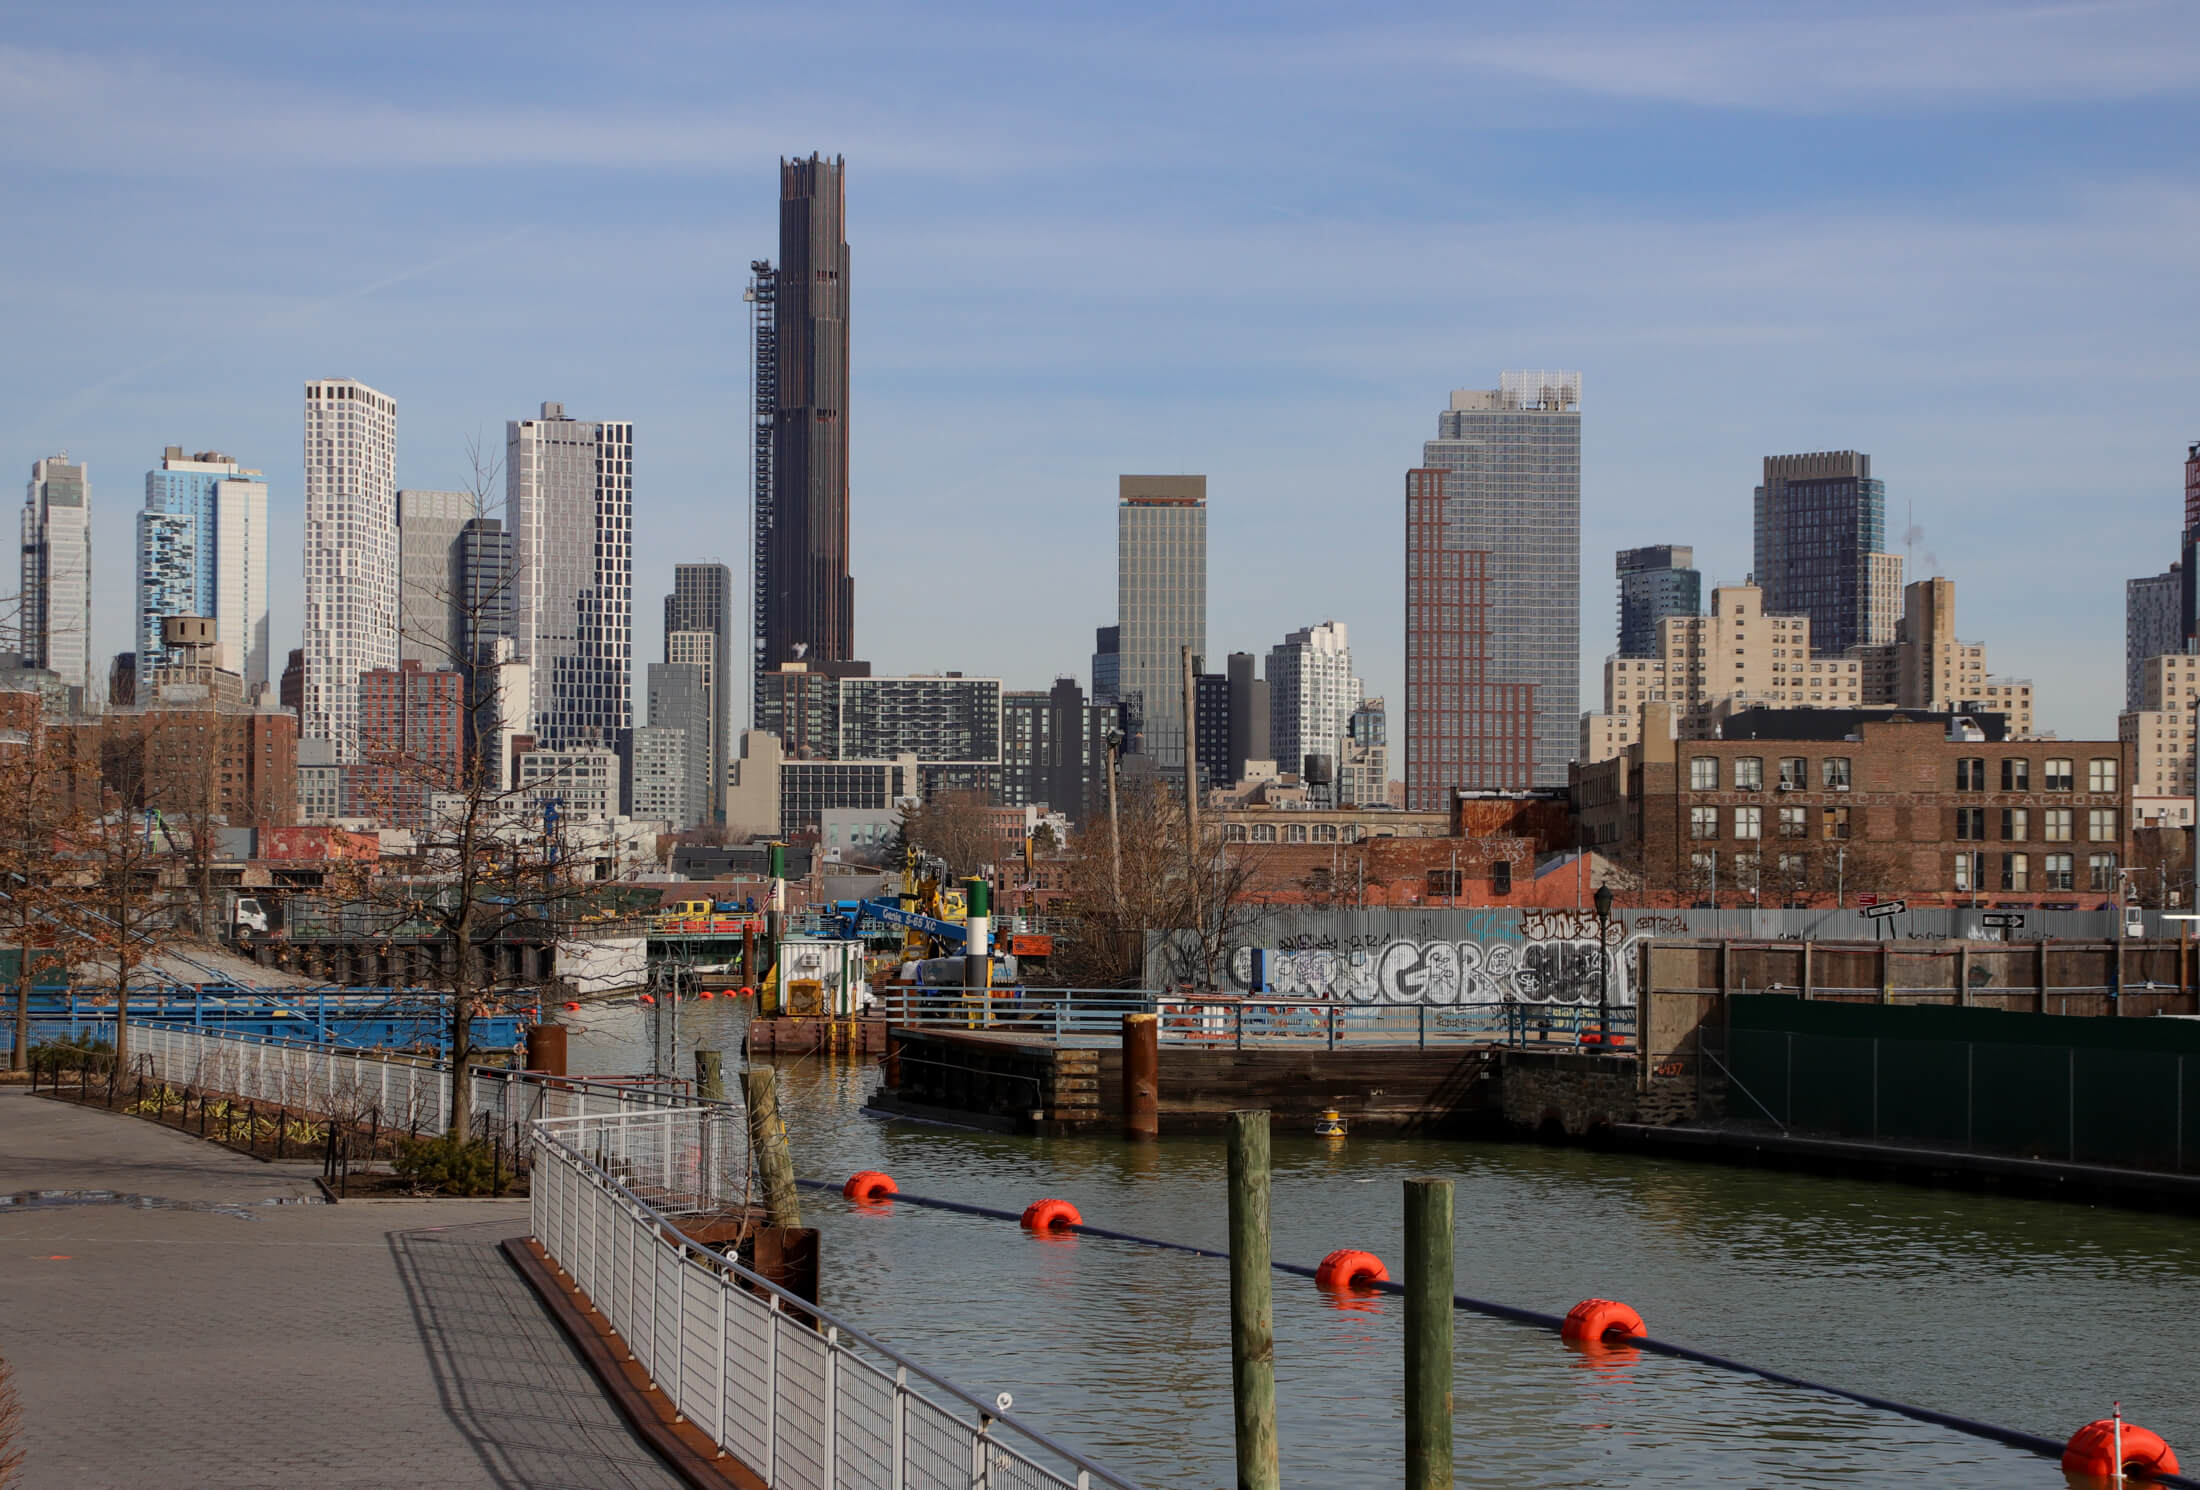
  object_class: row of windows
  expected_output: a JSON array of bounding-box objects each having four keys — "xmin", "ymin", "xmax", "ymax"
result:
[
  {"xmin": 1691, "ymin": 804, "xmax": 2120, "ymax": 843},
  {"xmin": 1688, "ymin": 755, "xmax": 2115, "ymax": 794},
  {"xmin": 1952, "ymin": 852, "xmax": 2115, "ymax": 893}
]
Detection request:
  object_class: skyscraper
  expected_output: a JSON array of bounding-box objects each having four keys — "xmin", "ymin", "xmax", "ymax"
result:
[
  {"xmin": 21, "ymin": 456, "xmax": 94, "ymax": 707},
  {"xmin": 665, "ymin": 562, "xmax": 733, "ymax": 821},
  {"xmin": 1116, "ymin": 475, "xmax": 1207, "ymax": 768},
  {"xmin": 508, "ymin": 401, "xmax": 633, "ymax": 766},
  {"xmin": 642, "ymin": 661, "xmax": 711, "ymax": 828},
  {"xmin": 1267, "ymin": 620, "xmax": 1358, "ymax": 787},
  {"xmin": 138, "ymin": 447, "xmax": 269, "ymax": 689},
  {"xmin": 754, "ymin": 154, "xmax": 854, "ymax": 713},
  {"xmin": 1616, "ymin": 544, "xmax": 1700, "ymax": 658},
  {"xmin": 1225, "ymin": 651, "xmax": 1270, "ymax": 782},
  {"xmin": 1753, "ymin": 451, "xmax": 1902, "ymax": 656},
  {"xmin": 1406, "ymin": 374, "xmax": 1581, "ymax": 800},
  {"xmin": 303, "ymin": 378, "xmax": 398, "ymax": 760},
  {"xmin": 396, "ymin": 488, "xmax": 473, "ymax": 666}
]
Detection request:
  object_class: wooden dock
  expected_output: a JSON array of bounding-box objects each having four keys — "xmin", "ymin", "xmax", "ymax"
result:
[
  {"xmin": 876, "ymin": 1025, "xmax": 1501, "ymax": 1137},
  {"xmin": 744, "ymin": 1015, "xmax": 888, "ymax": 1058}
]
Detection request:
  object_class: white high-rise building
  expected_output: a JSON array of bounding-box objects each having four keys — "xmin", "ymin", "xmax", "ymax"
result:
[
  {"xmin": 1266, "ymin": 620, "xmax": 1359, "ymax": 793},
  {"xmin": 302, "ymin": 379, "xmax": 398, "ymax": 760},
  {"xmin": 22, "ymin": 456, "xmax": 95, "ymax": 707},
  {"xmin": 509, "ymin": 403, "xmax": 633, "ymax": 763},
  {"xmin": 139, "ymin": 447, "xmax": 269, "ymax": 689}
]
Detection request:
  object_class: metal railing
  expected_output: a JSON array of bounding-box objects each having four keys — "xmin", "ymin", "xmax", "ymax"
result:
[
  {"xmin": 880, "ymin": 987, "xmax": 1636, "ymax": 1050},
  {"xmin": 114, "ymin": 1022, "xmax": 697, "ymax": 1151},
  {"xmin": 530, "ymin": 1109, "xmax": 1140, "ymax": 1490}
]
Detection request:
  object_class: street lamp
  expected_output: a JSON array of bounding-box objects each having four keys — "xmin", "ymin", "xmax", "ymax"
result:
[{"xmin": 1593, "ymin": 882, "xmax": 1614, "ymax": 1048}]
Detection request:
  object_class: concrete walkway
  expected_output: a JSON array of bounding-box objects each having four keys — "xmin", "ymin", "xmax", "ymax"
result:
[{"xmin": 0, "ymin": 1086, "xmax": 686, "ymax": 1490}]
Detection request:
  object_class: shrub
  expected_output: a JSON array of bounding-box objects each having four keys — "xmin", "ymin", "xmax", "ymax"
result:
[
  {"xmin": 30, "ymin": 1038, "xmax": 114, "ymax": 1078},
  {"xmin": 393, "ymin": 1133, "xmax": 503, "ymax": 1197}
]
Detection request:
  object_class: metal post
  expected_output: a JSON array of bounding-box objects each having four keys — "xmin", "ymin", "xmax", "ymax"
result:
[
  {"xmin": 1404, "ymin": 1178, "xmax": 1455, "ymax": 1490},
  {"xmin": 695, "ymin": 1049, "xmax": 725, "ymax": 1102},
  {"xmin": 1226, "ymin": 1110, "xmax": 1279, "ymax": 1490},
  {"xmin": 1122, "ymin": 1012, "xmax": 1158, "ymax": 1141}
]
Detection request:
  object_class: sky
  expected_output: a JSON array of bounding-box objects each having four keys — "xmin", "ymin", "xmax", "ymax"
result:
[{"xmin": 5, "ymin": 0, "xmax": 2197, "ymax": 755}]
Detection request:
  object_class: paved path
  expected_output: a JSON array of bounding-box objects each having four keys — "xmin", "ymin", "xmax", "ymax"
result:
[{"xmin": 0, "ymin": 1087, "xmax": 686, "ymax": 1490}]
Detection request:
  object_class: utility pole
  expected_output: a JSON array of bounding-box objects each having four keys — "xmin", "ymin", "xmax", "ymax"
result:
[
  {"xmin": 1104, "ymin": 727, "xmax": 1124, "ymax": 908},
  {"xmin": 1181, "ymin": 646, "xmax": 1203, "ymax": 980}
]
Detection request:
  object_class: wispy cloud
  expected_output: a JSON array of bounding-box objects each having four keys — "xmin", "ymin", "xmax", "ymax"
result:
[{"xmin": 1326, "ymin": 1, "xmax": 2200, "ymax": 112}]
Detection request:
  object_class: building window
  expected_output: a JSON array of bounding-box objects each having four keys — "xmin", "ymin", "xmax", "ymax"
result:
[
  {"xmin": 2089, "ymin": 758, "xmax": 2119, "ymax": 793},
  {"xmin": 2088, "ymin": 853, "xmax": 2118, "ymax": 891},
  {"xmin": 1822, "ymin": 806, "xmax": 1850, "ymax": 840},
  {"xmin": 2044, "ymin": 853, "xmax": 2074, "ymax": 890},
  {"xmin": 1690, "ymin": 851, "xmax": 1716, "ymax": 885},
  {"xmin": 2002, "ymin": 757, "xmax": 2029, "ymax": 791},
  {"xmin": 1955, "ymin": 807, "xmax": 1985, "ymax": 840},
  {"xmin": 1778, "ymin": 757, "xmax": 1806, "ymax": 790},
  {"xmin": 1490, "ymin": 861, "xmax": 1512, "ymax": 895},
  {"xmin": 1733, "ymin": 757, "xmax": 1763, "ymax": 790},
  {"xmin": 1956, "ymin": 757, "xmax": 1986, "ymax": 791},
  {"xmin": 2043, "ymin": 808, "xmax": 2072, "ymax": 842},
  {"xmin": 2001, "ymin": 853, "xmax": 2028, "ymax": 891},
  {"xmin": 1313, "ymin": 824, "xmax": 1339, "ymax": 843},
  {"xmin": 1778, "ymin": 852, "xmax": 1807, "ymax": 881},
  {"xmin": 2045, "ymin": 758, "xmax": 2073, "ymax": 791},
  {"xmin": 1426, "ymin": 869, "xmax": 1463, "ymax": 899},
  {"xmin": 1778, "ymin": 806, "xmax": 1807, "ymax": 838},
  {"xmin": 1690, "ymin": 806, "xmax": 1718, "ymax": 840},
  {"xmin": 2088, "ymin": 808, "xmax": 2117, "ymax": 842},
  {"xmin": 1822, "ymin": 756, "xmax": 1851, "ymax": 789},
  {"xmin": 2002, "ymin": 808, "xmax": 2028, "ymax": 841},
  {"xmin": 1690, "ymin": 757, "xmax": 1719, "ymax": 790},
  {"xmin": 1954, "ymin": 852, "xmax": 1983, "ymax": 892},
  {"xmin": 1286, "ymin": 824, "xmax": 1308, "ymax": 844},
  {"xmin": 1733, "ymin": 805, "xmax": 1762, "ymax": 840},
  {"xmin": 1250, "ymin": 824, "xmax": 1277, "ymax": 843}
]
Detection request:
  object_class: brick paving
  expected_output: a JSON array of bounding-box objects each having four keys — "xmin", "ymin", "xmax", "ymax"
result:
[{"xmin": 0, "ymin": 1086, "xmax": 686, "ymax": 1490}]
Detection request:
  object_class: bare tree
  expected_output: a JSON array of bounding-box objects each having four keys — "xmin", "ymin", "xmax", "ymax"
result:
[
  {"xmin": 896, "ymin": 790, "xmax": 1004, "ymax": 878},
  {"xmin": 59, "ymin": 732, "xmax": 179, "ymax": 1073},
  {"xmin": 0, "ymin": 696, "xmax": 88, "ymax": 1070},
  {"xmin": 1052, "ymin": 777, "xmax": 1260, "ymax": 989}
]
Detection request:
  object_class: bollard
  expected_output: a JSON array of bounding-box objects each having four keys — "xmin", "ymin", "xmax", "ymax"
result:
[
  {"xmin": 525, "ymin": 1022, "xmax": 568, "ymax": 1077},
  {"xmin": 743, "ymin": 1066, "xmax": 803, "ymax": 1229},
  {"xmin": 1405, "ymin": 1178, "xmax": 1456, "ymax": 1490},
  {"xmin": 695, "ymin": 1048, "xmax": 726, "ymax": 1102},
  {"xmin": 1227, "ymin": 1110, "xmax": 1279, "ymax": 1490},
  {"xmin": 1123, "ymin": 1013, "xmax": 1159, "ymax": 1140}
]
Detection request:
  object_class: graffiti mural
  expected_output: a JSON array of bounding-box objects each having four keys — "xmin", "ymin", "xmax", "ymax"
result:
[{"xmin": 1162, "ymin": 910, "xmax": 1639, "ymax": 1007}]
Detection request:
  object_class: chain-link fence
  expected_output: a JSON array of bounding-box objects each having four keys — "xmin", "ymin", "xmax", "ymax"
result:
[{"xmin": 530, "ymin": 1110, "xmax": 1141, "ymax": 1490}]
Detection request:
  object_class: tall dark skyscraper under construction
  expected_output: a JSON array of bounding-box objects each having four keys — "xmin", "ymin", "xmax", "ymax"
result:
[{"xmin": 750, "ymin": 153, "xmax": 855, "ymax": 724}]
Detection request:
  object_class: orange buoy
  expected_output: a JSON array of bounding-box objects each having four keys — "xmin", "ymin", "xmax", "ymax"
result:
[
  {"xmin": 638, "ymin": 993, "xmax": 655, "ymax": 1004},
  {"xmin": 843, "ymin": 1170, "xmax": 898, "ymax": 1203},
  {"xmin": 2064, "ymin": 1417, "xmax": 2179, "ymax": 1479},
  {"xmin": 699, "ymin": 990, "xmax": 715, "ymax": 1000},
  {"xmin": 563, "ymin": 1002, "xmax": 581, "ymax": 1012},
  {"xmin": 739, "ymin": 985, "xmax": 756, "ymax": 997},
  {"xmin": 1561, "ymin": 1298, "xmax": 1645, "ymax": 1344},
  {"xmin": 1314, "ymin": 1248, "xmax": 1389, "ymax": 1289},
  {"xmin": 1020, "ymin": 1198, "xmax": 1082, "ymax": 1231}
]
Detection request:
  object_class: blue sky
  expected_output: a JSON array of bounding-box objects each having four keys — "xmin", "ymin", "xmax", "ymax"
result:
[{"xmin": 5, "ymin": 0, "xmax": 2197, "ymax": 749}]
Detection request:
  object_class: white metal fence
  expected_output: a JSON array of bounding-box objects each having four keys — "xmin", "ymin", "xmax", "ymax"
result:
[
  {"xmin": 530, "ymin": 1109, "xmax": 1141, "ymax": 1490},
  {"xmin": 119, "ymin": 1021, "xmax": 695, "ymax": 1148}
]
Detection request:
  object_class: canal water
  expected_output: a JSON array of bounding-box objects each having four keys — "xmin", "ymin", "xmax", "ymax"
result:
[{"xmin": 569, "ymin": 1000, "xmax": 2200, "ymax": 1488}]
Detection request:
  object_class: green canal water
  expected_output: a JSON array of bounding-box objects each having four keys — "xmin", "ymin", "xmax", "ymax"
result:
[{"xmin": 569, "ymin": 1000, "xmax": 2200, "ymax": 1488}]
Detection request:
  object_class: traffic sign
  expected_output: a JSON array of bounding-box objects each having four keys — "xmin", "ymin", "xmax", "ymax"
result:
[
  {"xmin": 1981, "ymin": 911, "xmax": 2026, "ymax": 931},
  {"xmin": 1861, "ymin": 899, "xmax": 1907, "ymax": 919},
  {"xmin": 1857, "ymin": 893, "xmax": 1879, "ymax": 907}
]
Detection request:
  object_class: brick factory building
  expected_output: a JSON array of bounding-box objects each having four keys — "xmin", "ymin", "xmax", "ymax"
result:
[{"xmin": 1575, "ymin": 702, "xmax": 2131, "ymax": 908}]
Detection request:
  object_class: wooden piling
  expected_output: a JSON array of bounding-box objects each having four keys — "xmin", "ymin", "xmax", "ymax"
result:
[
  {"xmin": 1123, "ymin": 1013, "xmax": 1159, "ymax": 1140},
  {"xmin": 1404, "ymin": 1178, "xmax": 1455, "ymax": 1490},
  {"xmin": 742, "ymin": 1066, "xmax": 803, "ymax": 1228},
  {"xmin": 695, "ymin": 1048, "xmax": 725, "ymax": 1102},
  {"xmin": 1227, "ymin": 1110, "xmax": 1278, "ymax": 1490}
]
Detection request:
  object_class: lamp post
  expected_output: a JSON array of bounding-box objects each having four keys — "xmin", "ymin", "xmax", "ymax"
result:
[{"xmin": 1593, "ymin": 882, "xmax": 1614, "ymax": 1048}]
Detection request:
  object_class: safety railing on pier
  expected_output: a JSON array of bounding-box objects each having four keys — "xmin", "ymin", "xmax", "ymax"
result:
[
  {"xmin": 115, "ymin": 1021, "xmax": 696, "ymax": 1155},
  {"xmin": 530, "ymin": 1109, "xmax": 1140, "ymax": 1490},
  {"xmin": 879, "ymin": 988, "xmax": 1636, "ymax": 1050}
]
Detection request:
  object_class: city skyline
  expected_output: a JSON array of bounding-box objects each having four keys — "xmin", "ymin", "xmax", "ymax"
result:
[{"xmin": 7, "ymin": 3, "xmax": 2198, "ymax": 760}]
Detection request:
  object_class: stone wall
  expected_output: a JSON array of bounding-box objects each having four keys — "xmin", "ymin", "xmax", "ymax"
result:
[{"xmin": 1495, "ymin": 1050, "xmax": 1641, "ymax": 1136}]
